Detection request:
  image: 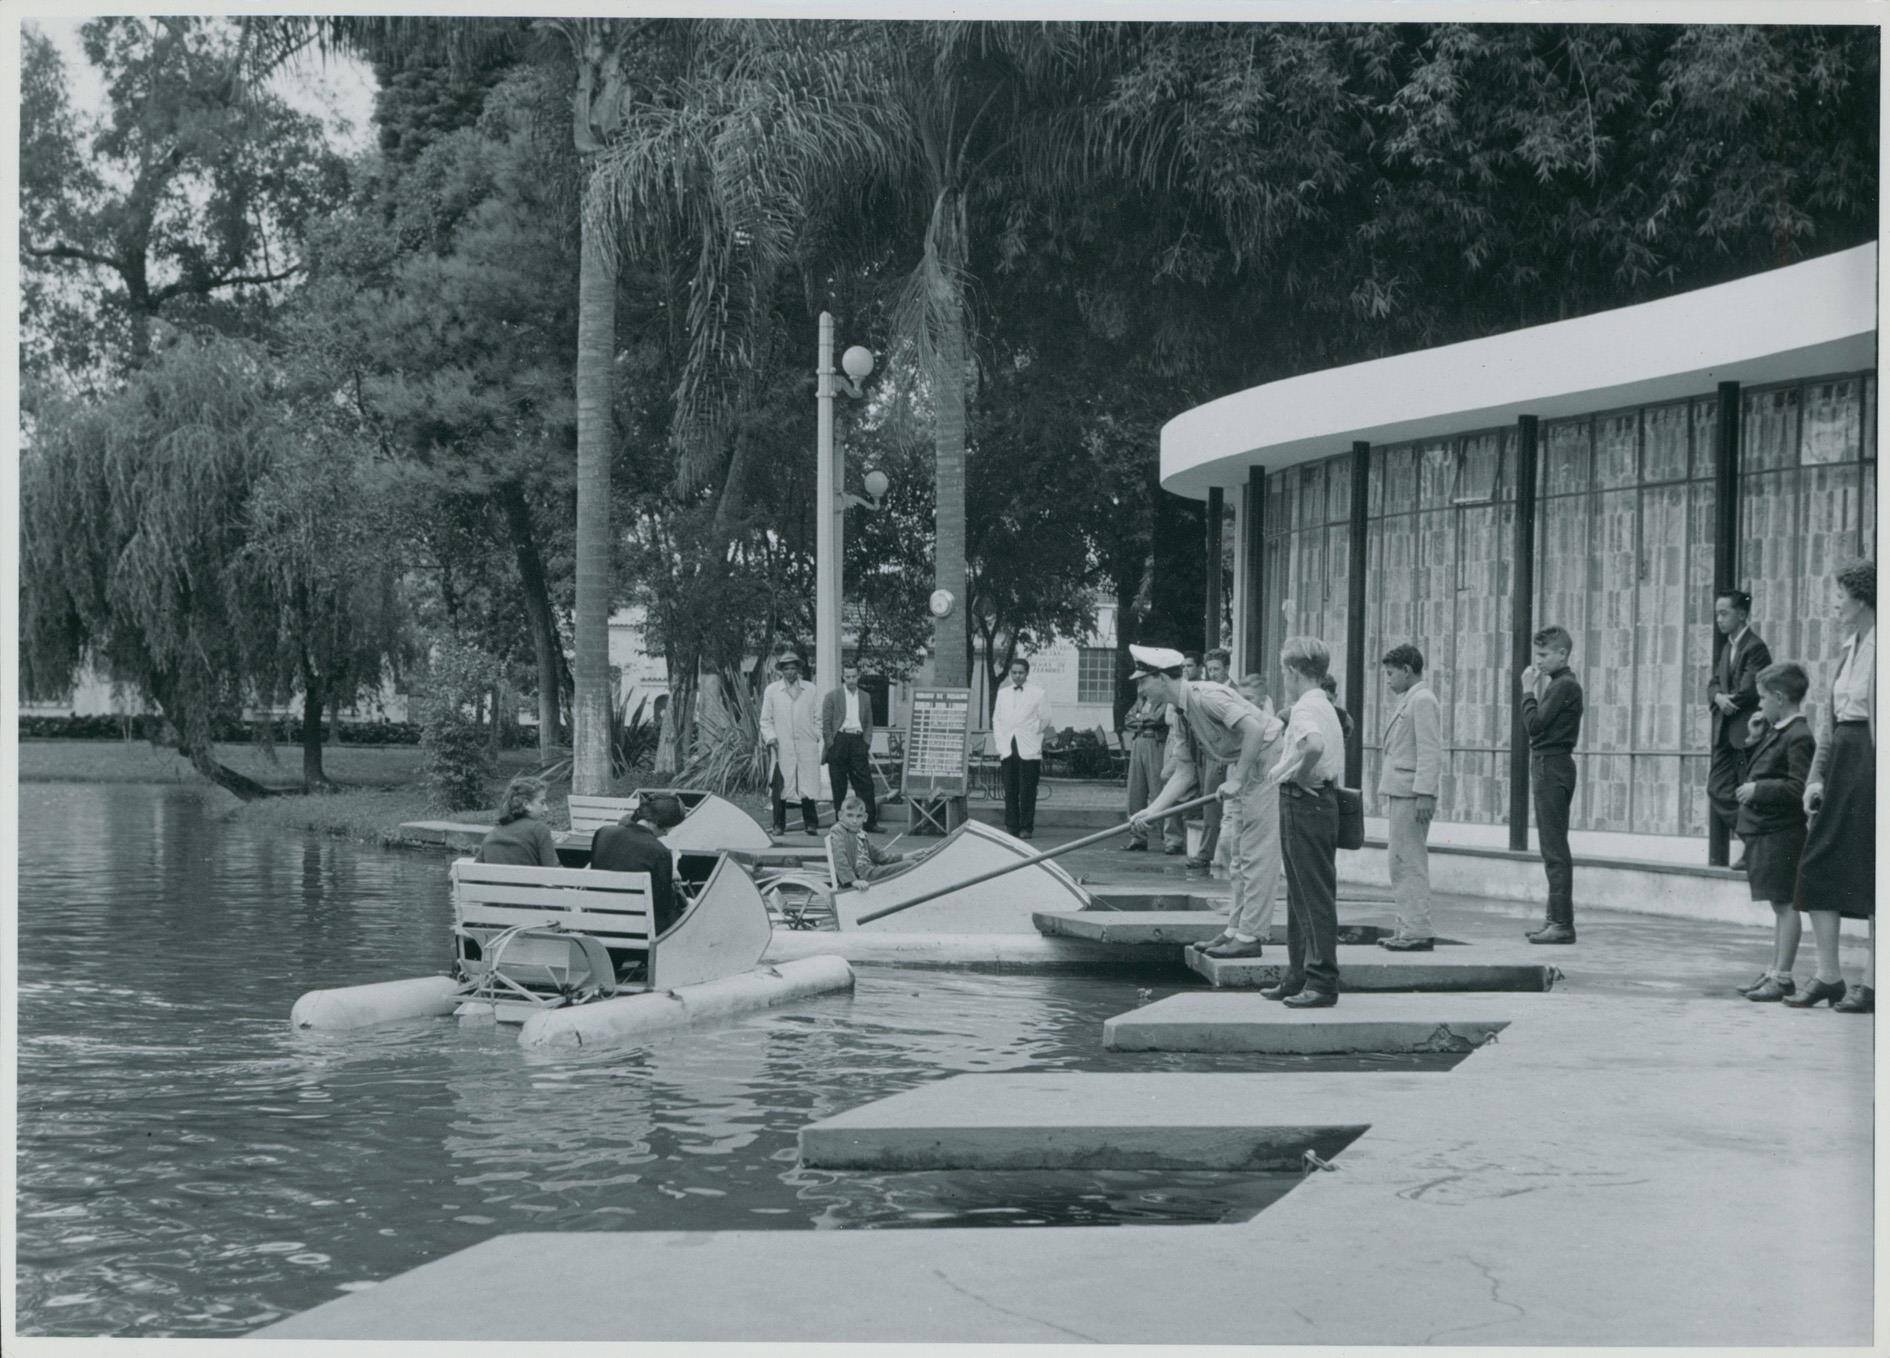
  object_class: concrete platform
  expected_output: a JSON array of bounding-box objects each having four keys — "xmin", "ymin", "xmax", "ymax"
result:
[
  {"xmin": 797, "ymin": 1071, "xmax": 1446, "ymax": 1170},
  {"xmin": 1032, "ymin": 909, "xmax": 1409, "ymax": 946},
  {"xmin": 256, "ymin": 990, "xmax": 1872, "ymax": 1346},
  {"xmin": 1103, "ymin": 992, "xmax": 1518, "ymax": 1053},
  {"xmin": 1186, "ymin": 949, "xmax": 1558, "ymax": 992}
]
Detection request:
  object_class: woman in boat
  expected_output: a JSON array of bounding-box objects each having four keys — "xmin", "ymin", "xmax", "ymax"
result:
[
  {"xmin": 474, "ymin": 776, "xmax": 560, "ymax": 868},
  {"xmin": 590, "ymin": 792, "xmax": 686, "ymax": 934},
  {"xmin": 829, "ymin": 794, "xmax": 909, "ymax": 887}
]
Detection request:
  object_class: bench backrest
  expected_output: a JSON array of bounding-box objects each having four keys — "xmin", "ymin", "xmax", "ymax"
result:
[
  {"xmin": 566, "ymin": 794, "xmax": 639, "ymax": 837},
  {"xmin": 450, "ymin": 859, "xmax": 656, "ymax": 957}
]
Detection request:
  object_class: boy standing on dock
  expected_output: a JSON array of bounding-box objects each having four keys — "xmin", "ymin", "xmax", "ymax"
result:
[{"xmin": 1519, "ymin": 625, "xmax": 1584, "ymax": 944}]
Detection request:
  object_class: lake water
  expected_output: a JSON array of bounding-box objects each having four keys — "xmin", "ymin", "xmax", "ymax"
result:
[{"xmin": 15, "ymin": 780, "xmax": 1451, "ymax": 1338}]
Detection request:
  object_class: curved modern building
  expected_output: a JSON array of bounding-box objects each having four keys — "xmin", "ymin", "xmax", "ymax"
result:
[{"xmin": 1161, "ymin": 243, "xmax": 1876, "ymax": 854}]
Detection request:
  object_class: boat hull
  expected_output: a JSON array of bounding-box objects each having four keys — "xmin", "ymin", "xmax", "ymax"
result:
[{"xmin": 834, "ymin": 820, "xmax": 1092, "ymax": 930}]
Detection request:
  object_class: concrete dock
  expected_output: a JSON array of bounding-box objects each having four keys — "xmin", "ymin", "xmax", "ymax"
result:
[
  {"xmin": 259, "ymin": 828, "xmax": 1875, "ymax": 1346},
  {"xmin": 1103, "ymin": 991, "xmax": 1517, "ymax": 1053}
]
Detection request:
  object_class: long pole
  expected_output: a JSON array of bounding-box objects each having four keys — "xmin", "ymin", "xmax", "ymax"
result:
[
  {"xmin": 853, "ymin": 792, "xmax": 1222, "ymax": 926},
  {"xmin": 1508, "ymin": 414, "xmax": 1539, "ymax": 852},
  {"xmin": 815, "ymin": 312, "xmax": 839, "ymax": 687}
]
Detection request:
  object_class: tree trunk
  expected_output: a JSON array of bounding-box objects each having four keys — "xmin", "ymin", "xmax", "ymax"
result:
[
  {"xmin": 182, "ymin": 738, "xmax": 275, "ymax": 800},
  {"xmin": 300, "ymin": 672, "xmax": 329, "ymax": 790},
  {"xmin": 496, "ymin": 481, "xmax": 565, "ymax": 760},
  {"xmin": 931, "ymin": 295, "xmax": 969, "ymax": 686},
  {"xmin": 571, "ymin": 199, "xmax": 617, "ymax": 796}
]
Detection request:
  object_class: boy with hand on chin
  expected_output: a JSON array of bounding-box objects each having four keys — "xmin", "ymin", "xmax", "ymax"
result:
[{"xmin": 1519, "ymin": 625, "xmax": 1584, "ymax": 944}]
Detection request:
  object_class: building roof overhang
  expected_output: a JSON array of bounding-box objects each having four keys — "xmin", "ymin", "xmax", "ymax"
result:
[{"xmin": 1159, "ymin": 242, "xmax": 1878, "ymax": 500}]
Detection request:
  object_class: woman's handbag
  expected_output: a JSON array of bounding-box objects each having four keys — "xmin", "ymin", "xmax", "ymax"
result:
[{"xmin": 1335, "ymin": 785, "xmax": 1365, "ymax": 850}]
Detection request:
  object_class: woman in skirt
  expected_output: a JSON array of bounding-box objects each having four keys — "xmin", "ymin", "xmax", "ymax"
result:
[{"xmin": 1786, "ymin": 560, "xmax": 1876, "ymax": 1012}]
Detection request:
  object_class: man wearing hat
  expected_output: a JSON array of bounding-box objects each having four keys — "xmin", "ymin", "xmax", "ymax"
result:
[
  {"xmin": 760, "ymin": 651, "xmax": 823, "ymax": 836},
  {"xmin": 1127, "ymin": 644, "xmax": 1286, "ymax": 961}
]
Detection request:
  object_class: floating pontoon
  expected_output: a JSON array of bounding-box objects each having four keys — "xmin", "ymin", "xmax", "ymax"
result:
[{"xmin": 290, "ymin": 849, "xmax": 849, "ymax": 1038}]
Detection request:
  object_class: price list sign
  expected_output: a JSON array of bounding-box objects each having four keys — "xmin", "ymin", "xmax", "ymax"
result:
[{"xmin": 901, "ymin": 686, "xmax": 973, "ymax": 799}]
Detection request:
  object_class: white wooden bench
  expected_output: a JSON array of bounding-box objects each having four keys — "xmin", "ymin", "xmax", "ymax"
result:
[
  {"xmin": 565, "ymin": 794, "xmax": 640, "ymax": 837},
  {"xmin": 450, "ymin": 855, "xmax": 772, "ymax": 992},
  {"xmin": 566, "ymin": 790, "xmax": 775, "ymax": 853}
]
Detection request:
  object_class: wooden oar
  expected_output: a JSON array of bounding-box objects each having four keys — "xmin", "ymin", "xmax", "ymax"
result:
[{"xmin": 852, "ymin": 792, "xmax": 1224, "ymax": 927}]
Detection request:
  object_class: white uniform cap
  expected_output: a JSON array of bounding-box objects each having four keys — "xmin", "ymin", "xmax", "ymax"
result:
[{"xmin": 1127, "ymin": 644, "xmax": 1187, "ymax": 680}]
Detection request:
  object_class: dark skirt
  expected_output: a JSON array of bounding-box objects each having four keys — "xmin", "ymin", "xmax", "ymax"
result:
[
  {"xmin": 1745, "ymin": 825, "xmax": 1806, "ymax": 906},
  {"xmin": 1794, "ymin": 722, "xmax": 1875, "ymax": 918}
]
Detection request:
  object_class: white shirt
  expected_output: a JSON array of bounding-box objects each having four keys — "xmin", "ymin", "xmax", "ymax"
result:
[
  {"xmin": 1283, "ymin": 687, "xmax": 1347, "ymax": 788},
  {"xmin": 1833, "ymin": 627, "xmax": 1876, "ymax": 723},
  {"xmin": 842, "ymin": 688, "xmax": 862, "ymax": 733},
  {"xmin": 992, "ymin": 682, "xmax": 1052, "ymax": 761}
]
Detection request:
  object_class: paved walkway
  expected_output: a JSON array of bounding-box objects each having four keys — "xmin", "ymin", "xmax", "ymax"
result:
[{"xmin": 260, "ymin": 827, "xmax": 1876, "ymax": 1346}]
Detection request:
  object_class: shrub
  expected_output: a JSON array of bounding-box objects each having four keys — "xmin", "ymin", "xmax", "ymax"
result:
[{"xmin": 415, "ymin": 640, "xmax": 499, "ymax": 812}]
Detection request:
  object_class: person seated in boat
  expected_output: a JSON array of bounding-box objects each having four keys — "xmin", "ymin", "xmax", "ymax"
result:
[
  {"xmin": 474, "ymin": 776, "xmax": 560, "ymax": 868},
  {"xmin": 590, "ymin": 792, "xmax": 686, "ymax": 934},
  {"xmin": 829, "ymin": 794, "xmax": 911, "ymax": 888}
]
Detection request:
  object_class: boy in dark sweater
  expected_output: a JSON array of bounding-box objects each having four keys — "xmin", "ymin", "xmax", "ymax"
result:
[
  {"xmin": 1733, "ymin": 662, "xmax": 1818, "ymax": 1002},
  {"xmin": 1519, "ymin": 625, "xmax": 1584, "ymax": 944}
]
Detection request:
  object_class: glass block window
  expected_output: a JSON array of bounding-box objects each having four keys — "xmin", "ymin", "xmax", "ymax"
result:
[
  {"xmin": 1076, "ymin": 647, "xmax": 1116, "ymax": 705},
  {"xmin": 1254, "ymin": 368, "xmax": 1873, "ymax": 837}
]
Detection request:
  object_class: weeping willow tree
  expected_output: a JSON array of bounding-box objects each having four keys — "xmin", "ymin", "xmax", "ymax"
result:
[{"xmin": 23, "ymin": 337, "xmax": 322, "ymax": 797}]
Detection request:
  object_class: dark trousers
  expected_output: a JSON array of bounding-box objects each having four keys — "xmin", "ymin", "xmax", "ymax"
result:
[
  {"xmin": 827, "ymin": 731, "xmax": 877, "ymax": 830},
  {"xmin": 1707, "ymin": 737, "xmax": 1747, "ymax": 842},
  {"xmin": 1280, "ymin": 782, "xmax": 1341, "ymax": 993},
  {"xmin": 770, "ymin": 766, "xmax": 818, "ymax": 834},
  {"xmin": 1531, "ymin": 751, "xmax": 1576, "ymax": 924},
  {"xmin": 1001, "ymin": 740, "xmax": 1042, "ymax": 836}
]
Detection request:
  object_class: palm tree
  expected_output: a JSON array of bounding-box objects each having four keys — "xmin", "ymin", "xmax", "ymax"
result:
[{"xmin": 243, "ymin": 16, "xmax": 654, "ymax": 794}]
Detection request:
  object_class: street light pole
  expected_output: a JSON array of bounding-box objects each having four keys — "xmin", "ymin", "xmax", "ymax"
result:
[
  {"xmin": 816, "ymin": 314, "xmax": 878, "ymax": 691},
  {"xmin": 815, "ymin": 312, "xmax": 840, "ymax": 690}
]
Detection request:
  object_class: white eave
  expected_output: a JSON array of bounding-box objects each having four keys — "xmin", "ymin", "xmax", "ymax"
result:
[{"xmin": 1159, "ymin": 242, "xmax": 1878, "ymax": 500}]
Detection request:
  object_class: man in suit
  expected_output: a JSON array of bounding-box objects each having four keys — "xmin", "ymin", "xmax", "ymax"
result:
[
  {"xmin": 1376, "ymin": 643, "xmax": 1443, "ymax": 950},
  {"xmin": 589, "ymin": 792, "xmax": 685, "ymax": 936},
  {"xmin": 992, "ymin": 657, "xmax": 1052, "ymax": 839},
  {"xmin": 1708, "ymin": 589, "xmax": 1772, "ymax": 867},
  {"xmin": 821, "ymin": 658, "xmax": 879, "ymax": 832}
]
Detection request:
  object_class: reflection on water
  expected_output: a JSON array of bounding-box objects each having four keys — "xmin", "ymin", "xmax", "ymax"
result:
[{"xmin": 17, "ymin": 782, "xmax": 1449, "ymax": 1338}]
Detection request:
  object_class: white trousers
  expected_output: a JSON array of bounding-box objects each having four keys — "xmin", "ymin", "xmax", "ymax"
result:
[{"xmin": 1385, "ymin": 795, "xmax": 1434, "ymax": 939}]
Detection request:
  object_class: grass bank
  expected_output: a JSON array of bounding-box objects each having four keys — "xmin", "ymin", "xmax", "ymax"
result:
[{"xmin": 16, "ymin": 738, "xmax": 789, "ymax": 849}]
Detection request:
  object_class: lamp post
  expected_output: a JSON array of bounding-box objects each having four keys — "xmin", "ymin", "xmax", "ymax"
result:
[{"xmin": 815, "ymin": 311, "xmax": 876, "ymax": 687}]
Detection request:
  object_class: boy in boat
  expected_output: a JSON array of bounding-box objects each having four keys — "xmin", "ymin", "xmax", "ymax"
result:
[
  {"xmin": 829, "ymin": 793, "xmax": 909, "ymax": 887},
  {"xmin": 590, "ymin": 792, "xmax": 686, "ymax": 934}
]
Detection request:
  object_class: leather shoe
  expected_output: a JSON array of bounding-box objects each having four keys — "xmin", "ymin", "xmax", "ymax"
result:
[
  {"xmin": 1735, "ymin": 971, "xmax": 1773, "ymax": 996},
  {"xmin": 1379, "ymin": 936, "xmax": 1435, "ymax": 952},
  {"xmin": 1203, "ymin": 937, "xmax": 1265, "ymax": 960},
  {"xmin": 1281, "ymin": 989, "xmax": 1337, "ymax": 1008},
  {"xmin": 1833, "ymin": 983, "xmax": 1874, "ymax": 1014},
  {"xmin": 1189, "ymin": 931, "xmax": 1235, "ymax": 953},
  {"xmin": 1783, "ymin": 978, "xmax": 1847, "ymax": 1008},
  {"xmin": 1123, "ymin": 841, "xmax": 1147, "ymax": 852},
  {"xmin": 1260, "ymin": 979, "xmax": 1304, "ymax": 1001},
  {"xmin": 1526, "ymin": 923, "xmax": 1577, "ymax": 945},
  {"xmin": 1744, "ymin": 976, "xmax": 1796, "ymax": 1002},
  {"xmin": 1164, "ymin": 844, "xmax": 1186, "ymax": 856}
]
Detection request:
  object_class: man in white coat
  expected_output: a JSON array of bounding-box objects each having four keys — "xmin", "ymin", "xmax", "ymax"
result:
[
  {"xmin": 760, "ymin": 652, "xmax": 823, "ymax": 837},
  {"xmin": 1377, "ymin": 643, "xmax": 1443, "ymax": 950},
  {"xmin": 992, "ymin": 657, "xmax": 1052, "ymax": 839}
]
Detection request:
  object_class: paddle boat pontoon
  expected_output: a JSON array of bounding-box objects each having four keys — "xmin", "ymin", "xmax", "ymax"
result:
[{"xmin": 290, "ymin": 848, "xmax": 851, "ymax": 1039}]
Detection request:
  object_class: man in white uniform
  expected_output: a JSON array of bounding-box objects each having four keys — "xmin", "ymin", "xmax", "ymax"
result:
[
  {"xmin": 1127, "ymin": 645, "xmax": 1285, "ymax": 959},
  {"xmin": 760, "ymin": 652, "xmax": 823, "ymax": 836}
]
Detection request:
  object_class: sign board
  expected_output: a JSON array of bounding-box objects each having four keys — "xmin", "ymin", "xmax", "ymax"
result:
[{"xmin": 901, "ymin": 686, "xmax": 973, "ymax": 800}]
